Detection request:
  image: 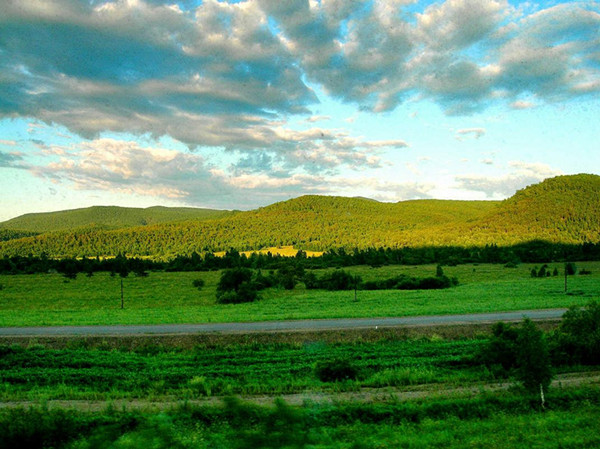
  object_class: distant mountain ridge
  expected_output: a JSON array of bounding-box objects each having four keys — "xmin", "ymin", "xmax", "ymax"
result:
[
  {"xmin": 0, "ymin": 205, "xmax": 235, "ymax": 233},
  {"xmin": 0, "ymin": 174, "xmax": 598, "ymax": 259}
]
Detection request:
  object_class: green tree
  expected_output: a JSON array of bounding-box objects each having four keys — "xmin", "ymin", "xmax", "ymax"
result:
[{"xmin": 516, "ymin": 319, "xmax": 553, "ymax": 399}]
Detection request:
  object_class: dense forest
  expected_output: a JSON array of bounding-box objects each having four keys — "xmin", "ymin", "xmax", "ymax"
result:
[
  {"xmin": 0, "ymin": 205, "xmax": 235, "ymax": 233},
  {"xmin": 0, "ymin": 174, "xmax": 598, "ymax": 259}
]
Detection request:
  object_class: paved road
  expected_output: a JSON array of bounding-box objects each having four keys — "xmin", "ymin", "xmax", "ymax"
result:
[{"xmin": 0, "ymin": 309, "xmax": 567, "ymax": 337}]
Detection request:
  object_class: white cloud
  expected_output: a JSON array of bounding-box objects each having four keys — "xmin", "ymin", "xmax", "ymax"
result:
[
  {"xmin": 455, "ymin": 128, "xmax": 487, "ymax": 140},
  {"xmin": 454, "ymin": 161, "xmax": 563, "ymax": 197}
]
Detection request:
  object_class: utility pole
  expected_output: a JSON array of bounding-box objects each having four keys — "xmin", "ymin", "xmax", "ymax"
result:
[
  {"xmin": 564, "ymin": 262, "xmax": 568, "ymax": 293},
  {"xmin": 121, "ymin": 279, "xmax": 124, "ymax": 309}
]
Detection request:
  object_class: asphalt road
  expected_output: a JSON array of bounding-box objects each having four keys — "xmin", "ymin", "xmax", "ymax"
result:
[{"xmin": 0, "ymin": 308, "xmax": 567, "ymax": 337}]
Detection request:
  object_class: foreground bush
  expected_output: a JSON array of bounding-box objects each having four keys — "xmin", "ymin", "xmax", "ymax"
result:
[{"xmin": 314, "ymin": 358, "xmax": 359, "ymax": 382}]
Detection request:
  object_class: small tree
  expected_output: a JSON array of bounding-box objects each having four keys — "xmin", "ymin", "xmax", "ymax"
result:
[
  {"xmin": 192, "ymin": 279, "xmax": 205, "ymax": 290},
  {"xmin": 436, "ymin": 264, "xmax": 444, "ymax": 277},
  {"xmin": 516, "ymin": 319, "xmax": 553, "ymax": 404}
]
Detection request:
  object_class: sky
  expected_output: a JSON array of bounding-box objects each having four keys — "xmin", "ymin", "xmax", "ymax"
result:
[{"xmin": 0, "ymin": 0, "xmax": 599, "ymax": 221}]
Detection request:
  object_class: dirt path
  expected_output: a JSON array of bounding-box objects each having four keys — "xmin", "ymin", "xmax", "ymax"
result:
[{"xmin": 1, "ymin": 371, "xmax": 598, "ymax": 411}]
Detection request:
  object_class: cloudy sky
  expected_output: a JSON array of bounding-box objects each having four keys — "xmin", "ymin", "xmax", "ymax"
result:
[{"xmin": 0, "ymin": 0, "xmax": 599, "ymax": 221}]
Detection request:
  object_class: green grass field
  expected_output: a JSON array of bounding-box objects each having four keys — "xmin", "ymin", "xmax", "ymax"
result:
[
  {"xmin": 1, "ymin": 262, "xmax": 599, "ymax": 327},
  {"xmin": 0, "ymin": 338, "xmax": 489, "ymax": 401}
]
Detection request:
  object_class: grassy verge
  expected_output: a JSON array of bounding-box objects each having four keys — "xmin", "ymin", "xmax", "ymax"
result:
[{"xmin": 1, "ymin": 262, "xmax": 598, "ymax": 327}]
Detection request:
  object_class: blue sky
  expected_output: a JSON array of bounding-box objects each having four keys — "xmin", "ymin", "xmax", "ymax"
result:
[{"xmin": 0, "ymin": 0, "xmax": 598, "ymax": 221}]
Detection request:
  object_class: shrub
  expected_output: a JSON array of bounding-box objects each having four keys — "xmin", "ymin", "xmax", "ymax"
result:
[
  {"xmin": 551, "ymin": 301, "xmax": 600, "ymax": 365},
  {"xmin": 480, "ymin": 321, "xmax": 520, "ymax": 372},
  {"xmin": 481, "ymin": 320, "xmax": 553, "ymax": 394},
  {"xmin": 565, "ymin": 262, "xmax": 577, "ymax": 275},
  {"xmin": 192, "ymin": 279, "xmax": 205, "ymax": 290},
  {"xmin": 315, "ymin": 358, "xmax": 359, "ymax": 382},
  {"xmin": 303, "ymin": 272, "xmax": 319, "ymax": 289},
  {"xmin": 321, "ymin": 270, "xmax": 358, "ymax": 291},
  {"xmin": 579, "ymin": 268, "xmax": 592, "ymax": 275},
  {"xmin": 217, "ymin": 268, "xmax": 253, "ymax": 293}
]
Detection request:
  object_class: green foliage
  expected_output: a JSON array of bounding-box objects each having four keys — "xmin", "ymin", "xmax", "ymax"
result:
[
  {"xmin": 565, "ymin": 262, "xmax": 577, "ymax": 275},
  {"xmin": 318, "ymin": 269, "xmax": 359, "ymax": 291},
  {"xmin": 227, "ymin": 398, "xmax": 310, "ymax": 449},
  {"xmin": 551, "ymin": 301, "xmax": 600, "ymax": 365},
  {"xmin": 216, "ymin": 268, "xmax": 259, "ymax": 304},
  {"xmin": 515, "ymin": 319, "xmax": 553, "ymax": 394},
  {"xmin": 481, "ymin": 320, "xmax": 553, "ymax": 393},
  {"xmin": 480, "ymin": 322, "xmax": 519, "ymax": 371},
  {"xmin": 0, "ymin": 406, "xmax": 84, "ymax": 449},
  {"xmin": 192, "ymin": 279, "xmax": 205, "ymax": 290},
  {"xmin": 361, "ymin": 274, "xmax": 457, "ymax": 290},
  {"xmin": 314, "ymin": 358, "xmax": 360, "ymax": 382},
  {"xmin": 436, "ymin": 264, "xmax": 444, "ymax": 277}
]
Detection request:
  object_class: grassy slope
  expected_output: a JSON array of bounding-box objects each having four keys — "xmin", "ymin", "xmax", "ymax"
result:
[
  {"xmin": 0, "ymin": 174, "xmax": 598, "ymax": 257},
  {"xmin": 1, "ymin": 262, "xmax": 598, "ymax": 327},
  {"xmin": 0, "ymin": 205, "xmax": 235, "ymax": 233}
]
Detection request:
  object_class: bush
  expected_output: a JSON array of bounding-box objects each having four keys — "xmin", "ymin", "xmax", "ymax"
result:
[
  {"xmin": 565, "ymin": 262, "xmax": 577, "ymax": 275},
  {"xmin": 192, "ymin": 279, "xmax": 205, "ymax": 290},
  {"xmin": 303, "ymin": 272, "xmax": 319, "ymax": 289},
  {"xmin": 216, "ymin": 268, "xmax": 260, "ymax": 304},
  {"xmin": 217, "ymin": 283, "xmax": 258, "ymax": 304},
  {"xmin": 551, "ymin": 301, "xmax": 600, "ymax": 365},
  {"xmin": 579, "ymin": 268, "xmax": 592, "ymax": 275},
  {"xmin": 321, "ymin": 270, "xmax": 358, "ymax": 291},
  {"xmin": 481, "ymin": 320, "xmax": 553, "ymax": 394},
  {"xmin": 315, "ymin": 358, "xmax": 359, "ymax": 382},
  {"xmin": 480, "ymin": 321, "xmax": 519, "ymax": 372},
  {"xmin": 217, "ymin": 268, "xmax": 253, "ymax": 294}
]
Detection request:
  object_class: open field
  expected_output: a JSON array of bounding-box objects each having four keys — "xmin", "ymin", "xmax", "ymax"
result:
[{"xmin": 0, "ymin": 262, "xmax": 598, "ymax": 327}]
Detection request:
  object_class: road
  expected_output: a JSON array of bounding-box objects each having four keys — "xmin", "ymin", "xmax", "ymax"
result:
[{"xmin": 0, "ymin": 308, "xmax": 567, "ymax": 337}]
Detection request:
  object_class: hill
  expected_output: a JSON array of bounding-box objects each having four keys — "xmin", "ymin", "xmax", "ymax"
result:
[
  {"xmin": 0, "ymin": 205, "xmax": 235, "ymax": 234},
  {"xmin": 0, "ymin": 174, "xmax": 598, "ymax": 259}
]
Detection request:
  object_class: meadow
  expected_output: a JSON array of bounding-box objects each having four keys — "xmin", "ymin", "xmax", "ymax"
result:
[{"xmin": 0, "ymin": 262, "xmax": 598, "ymax": 327}]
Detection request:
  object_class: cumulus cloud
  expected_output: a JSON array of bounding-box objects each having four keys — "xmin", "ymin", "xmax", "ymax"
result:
[
  {"xmin": 0, "ymin": 0, "xmax": 598, "ymax": 166},
  {"xmin": 24, "ymin": 138, "xmax": 425, "ymax": 209},
  {"xmin": 454, "ymin": 161, "xmax": 563, "ymax": 197}
]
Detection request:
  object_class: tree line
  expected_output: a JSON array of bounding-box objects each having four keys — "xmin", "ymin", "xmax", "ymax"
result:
[{"xmin": 2, "ymin": 241, "xmax": 600, "ymax": 276}]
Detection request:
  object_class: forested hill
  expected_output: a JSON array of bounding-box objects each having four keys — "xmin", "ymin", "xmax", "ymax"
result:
[
  {"xmin": 0, "ymin": 174, "xmax": 598, "ymax": 259},
  {"xmin": 0, "ymin": 205, "xmax": 235, "ymax": 233}
]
